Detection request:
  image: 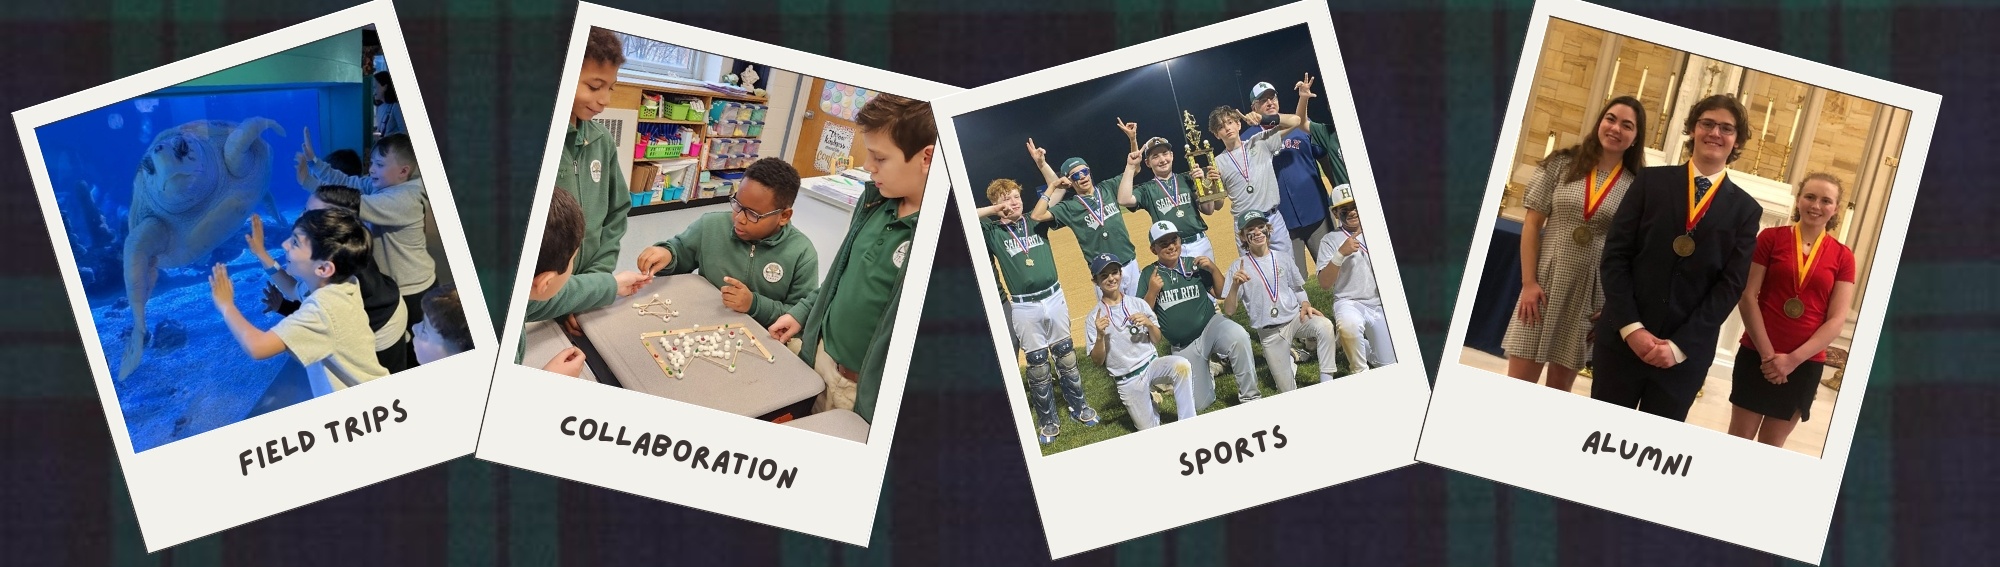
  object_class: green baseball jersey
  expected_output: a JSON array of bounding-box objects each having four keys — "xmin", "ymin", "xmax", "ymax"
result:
[
  {"xmin": 1048, "ymin": 190, "xmax": 1136, "ymax": 261},
  {"xmin": 980, "ymin": 216, "xmax": 1059, "ymax": 294},
  {"xmin": 1127, "ymin": 172, "xmax": 1209, "ymax": 240},
  {"xmin": 1141, "ymin": 258, "xmax": 1218, "ymax": 348}
]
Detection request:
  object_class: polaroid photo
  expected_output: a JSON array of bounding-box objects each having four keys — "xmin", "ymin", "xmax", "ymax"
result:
[
  {"xmin": 934, "ymin": 0, "xmax": 1430, "ymax": 557},
  {"xmin": 1415, "ymin": 0, "xmax": 1939, "ymax": 562},
  {"xmin": 12, "ymin": 0, "xmax": 498, "ymax": 551},
  {"xmin": 473, "ymin": 2, "xmax": 954, "ymax": 546}
]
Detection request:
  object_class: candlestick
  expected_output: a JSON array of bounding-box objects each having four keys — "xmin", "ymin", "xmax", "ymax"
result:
[
  {"xmin": 1610, "ymin": 59, "xmax": 1621, "ymax": 97},
  {"xmin": 1762, "ymin": 94, "xmax": 1773, "ymax": 139},
  {"xmin": 1638, "ymin": 68, "xmax": 1649, "ymax": 98}
]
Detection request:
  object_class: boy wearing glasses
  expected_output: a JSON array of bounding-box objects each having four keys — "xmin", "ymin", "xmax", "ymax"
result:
[
  {"xmin": 1222, "ymin": 210, "xmax": 1337, "ymax": 392},
  {"xmin": 1593, "ymin": 94, "xmax": 1761, "ymax": 422},
  {"xmin": 1024, "ymin": 139, "xmax": 1141, "ymax": 296},
  {"xmin": 635, "ymin": 157, "xmax": 819, "ymax": 329}
]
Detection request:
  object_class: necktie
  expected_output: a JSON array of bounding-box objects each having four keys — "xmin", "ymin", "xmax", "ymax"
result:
[{"xmin": 1694, "ymin": 175, "xmax": 1712, "ymax": 204}]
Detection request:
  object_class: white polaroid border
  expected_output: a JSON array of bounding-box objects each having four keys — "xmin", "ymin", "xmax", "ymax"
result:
[
  {"xmin": 1414, "ymin": 0, "xmax": 1939, "ymax": 563},
  {"xmin": 474, "ymin": 2, "xmax": 955, "ymax": 547},
  {"xmin": 11, "ymin": 0, "xmax": 499, "ymax": 552},
  {"xmin": 934, "ymin": 1, "xmax": 1429, "ymax": 557}
]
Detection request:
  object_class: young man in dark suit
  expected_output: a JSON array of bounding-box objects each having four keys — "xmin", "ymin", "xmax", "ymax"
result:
[{"xmin": 1592, "ymin": 94, "xmax": 1763, "ymax": 421}]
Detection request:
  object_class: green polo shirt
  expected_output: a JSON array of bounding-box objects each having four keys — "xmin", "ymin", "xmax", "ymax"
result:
[
  {"xmin": 1048, "ymin": 189, "xmax": 1135, "ymax": 261},
  {"xmin": 654, "ymin": 211, "xmax": 820, "ymax": 327},
  {"xmin": 1141, "ymin": 257, "xmax": 1218, "ymax": 348},
  {"xmin": 980, "ymin": 217, "xmax": 1059, "ymax": 294},
  {"xmin": 819, "ymin": 196, "xmax": 919, "ymax": 369},
  {"xmin": 524, "ymin": 118, "xmax": 629, "ymax": 322}
]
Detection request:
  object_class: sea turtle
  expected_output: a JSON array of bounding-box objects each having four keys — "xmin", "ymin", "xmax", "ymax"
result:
[{"xmin": 119, "ymin": 117, "xmax": 285, "ymax": 381}]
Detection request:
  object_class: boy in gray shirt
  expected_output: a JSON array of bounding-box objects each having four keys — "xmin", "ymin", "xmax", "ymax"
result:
[
  {"xmin": 299, "ymin": 133, "xmax": 436, "ymax": 333},
  {"xmin": 1221, "ymin": 210, "xmax": 1338, "ymax": 391}
]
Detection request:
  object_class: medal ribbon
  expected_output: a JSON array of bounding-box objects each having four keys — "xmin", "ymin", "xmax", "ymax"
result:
[
  {"xmin": 1685, "ymin": 162, "xmax": 1725, "ymax": 233},
  {"xmin": 1109, "ymin": 299, "xmax": 1130, "ymax": 329},
  {"xmin": 1227, "ymin": 144, "xmax": 1254, "ymax": 187},
  {"xmin": 1001, "ymin": 220, "xmax": 1034, "ymax": 258},
  {"xmin": 1156, "ymin": 176, "xmax": 1183, "ymax": 207},
  {"xmin": 1345, "ymin": 229, "xmax": 1369, "ymax": 255},
  {"xmin": 1582, "ymin": 163, "xmax": 1624, "ymax": 222},
  {"xmin": 1249, "ymin": 253, "xmax": 1283, "ymax": 308},
  {"xmin": 1792, "ymin": 224, "xmax": 1828, "ymax": 295},
  {"xmin": 1077, "ymin": 192, "xmax": 1111, "ymax": 228}
]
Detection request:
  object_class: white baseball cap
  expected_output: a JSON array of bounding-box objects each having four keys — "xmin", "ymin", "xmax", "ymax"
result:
[
  {"xmin": 1148, "ymin": 220, "xmax": 1180, "ymax": 243},
  {"xmin": 1251, "ymin": 81, "xmax": 1277, "ymax": 100}
]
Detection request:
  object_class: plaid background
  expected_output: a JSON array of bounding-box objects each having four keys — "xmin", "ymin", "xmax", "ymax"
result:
[{"xmin": 0, "ymin": 0, "xmax": 1987, "ymax": 565}]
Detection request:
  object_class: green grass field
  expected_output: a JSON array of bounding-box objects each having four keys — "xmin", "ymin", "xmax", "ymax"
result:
[{"xmin": 1034, "ymin": 279, "xmax": 1353, "ymax": 456}]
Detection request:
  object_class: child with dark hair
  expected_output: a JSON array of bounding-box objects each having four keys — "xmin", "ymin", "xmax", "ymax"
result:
[
  {"xmin": 324, "ymin": 149, "xmax": 366, "ymax": 178},
  {"xmin": 212, "ymin": 208, "xmax": 388, "ymax": 397},
  {"xmin": 373, "ymin": 65, "xmax": 406, "ymax": 139},
  {"xmin": 525, "ymin": 26, "xmax": 649, "ymax": 331},
  {"xmin": 634, "ymin": 157, "xmax": 818, "ymax": 328},
  {"xmin": 413, "ymin": 284, "xmax": 474, "ymax": 364},
  {"xmin": 520, "ymin": 188, "xmax": 589, "ymax": 378},
  {"xmin": 261, "ymin": 184, "xmax": 412, "ymax": 372},
  {"xmin": 767, "ymin": 93, "xmax": 933, "ymax": 427}
]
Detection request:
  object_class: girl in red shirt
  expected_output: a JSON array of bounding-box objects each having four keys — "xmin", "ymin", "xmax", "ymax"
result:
[{"xmin": 1729, "ymin": 173, "xmax": 1857, "ymax": 447}]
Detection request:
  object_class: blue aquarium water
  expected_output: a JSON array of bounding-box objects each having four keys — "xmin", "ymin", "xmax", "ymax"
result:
[{"xmin": 40, "ymin": 86, "xmax": 357, "ymax": 453}]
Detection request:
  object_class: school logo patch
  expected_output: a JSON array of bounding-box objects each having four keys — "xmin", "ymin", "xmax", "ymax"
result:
[
  {"xmin": 893, "ymin": 241, "xmax": 911, "ymax": 268},
  {"xmin": 590, "ymin": 159, "xmax": 603, "ymax": 183},
  {"xmin": 763, "ymin": 262, "xmax": 784, "ymax": 283}
]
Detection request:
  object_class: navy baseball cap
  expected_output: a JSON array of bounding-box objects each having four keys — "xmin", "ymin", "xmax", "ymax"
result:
[{"xmin": 1088, "ymin": 253, "xmax": 1123, "ymax": 279}]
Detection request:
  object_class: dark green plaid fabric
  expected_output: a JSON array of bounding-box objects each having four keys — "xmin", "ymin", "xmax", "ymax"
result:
[{"xmin": 0, "ymin": 0, "xmax": 1987, "ymax": 565}]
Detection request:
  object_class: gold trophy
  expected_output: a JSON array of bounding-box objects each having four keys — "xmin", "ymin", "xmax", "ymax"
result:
[{"xmin": 1181, "ymin": 110, "xmax": 1227, "ymax": 204}]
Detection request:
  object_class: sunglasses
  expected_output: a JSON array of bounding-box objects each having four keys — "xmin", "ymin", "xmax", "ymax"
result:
[
  {"xmin": 1067, "ymin": 167, "xmax": 1092, "ymax": 182},
  {"xmin": 730, "ymin": 195, "xmax": 786, "ymax": 222}
]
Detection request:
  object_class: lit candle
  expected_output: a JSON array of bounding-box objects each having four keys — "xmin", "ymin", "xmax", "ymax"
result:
[
  {"xmin": 1609, "ymin": 59, "xmax": 1621, "ymax": 95},
  {"xmin": 1545, "ymin": 131, "xmax": 1556, "ymax": 157},
  {"xmin": 1638, "ymin": 68, "xmax": 1649, "ymax": 97},
  {"xmin": 1762, "ymin": 94, "xmax": 1772, "ymax": 138}
]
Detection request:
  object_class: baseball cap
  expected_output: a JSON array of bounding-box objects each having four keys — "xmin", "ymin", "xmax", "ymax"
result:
[
  {"xmin": 1251, "ymin": 81, "xmax": 1277, "ymax": 100},
  {"xmin": 1148, "ymin": 220, "xmax": 1180, "ymax": 243},
  {"xmin": 1060, "ymin": 157, "xmax": 1089, "ymax": 176},
  {"xmin": 1088, "ymin": 253, "xmax": 1123, "ymax": 279},
  {"xmin": 1142, "ymin": 136, "xmax": 1174, "ymax": 156},
  {"xmin": 1237, "ymin": 209, "xmax": 1271, "ymax": 233}
]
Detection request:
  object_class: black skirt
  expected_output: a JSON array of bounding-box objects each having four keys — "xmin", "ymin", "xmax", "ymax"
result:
[{"xmin": 1729, "ymin": 347, "xmax": 1825, "ymax": 421}]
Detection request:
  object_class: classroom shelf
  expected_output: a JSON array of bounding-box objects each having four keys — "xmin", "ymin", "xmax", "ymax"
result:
[{"xmin": 630, "ymin": 195, "xmax": 730, "ymax": 216}]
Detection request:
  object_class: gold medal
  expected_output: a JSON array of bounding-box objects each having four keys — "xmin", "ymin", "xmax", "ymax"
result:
[
  {"xmin": 1177, "ymin": 209, "xmax": 1185, "ymax": 218},
  {"xmin": 1783, "ymin": 297, "xmax": 1805, "ymax": 319},
  {"xmin": 1579, "ymin": 164, "xmax": 1622, "ymax": 247},
  {"xmin": 1270, "ymin": 306, "xmax": 1280, "ymax": 317},
  {"xmin": 1673, "ymin": 234, "xmax": 1696, "ymax": 257},
  {"xmin": 1025, "ymin": 258, "xmax": 1033, "ymax": 267}
]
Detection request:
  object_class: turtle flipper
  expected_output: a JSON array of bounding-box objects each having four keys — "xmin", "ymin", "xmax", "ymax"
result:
[
  {"xmin": 118, "ymin": 218, "xmax": 169, "ymax": 382},
  {"xmin": 224, "ymin": 118, "xmax": 285, "ymax": 178}
]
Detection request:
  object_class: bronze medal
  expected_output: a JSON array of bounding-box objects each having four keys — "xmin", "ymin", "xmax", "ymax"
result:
[
  {"xmin": 1572, "ymin": 226, "xmax": 1592, "ymax": 246},
  {"xmin": 1673, "ymin": 234, "xmax": 1696, "ymax": 257},
  {"xmin": 1783, "ymin": 297, "xmax": 1805, "ymax": 319}
]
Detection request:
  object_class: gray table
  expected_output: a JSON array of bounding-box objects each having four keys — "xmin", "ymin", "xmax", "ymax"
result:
[
  {"xmin": 575, "ymin": 274, "xmax": 823, "ymax": 417},
  {"xmin": 782, "ymin": 408, "xmax": 870, "ymax": 443}
]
